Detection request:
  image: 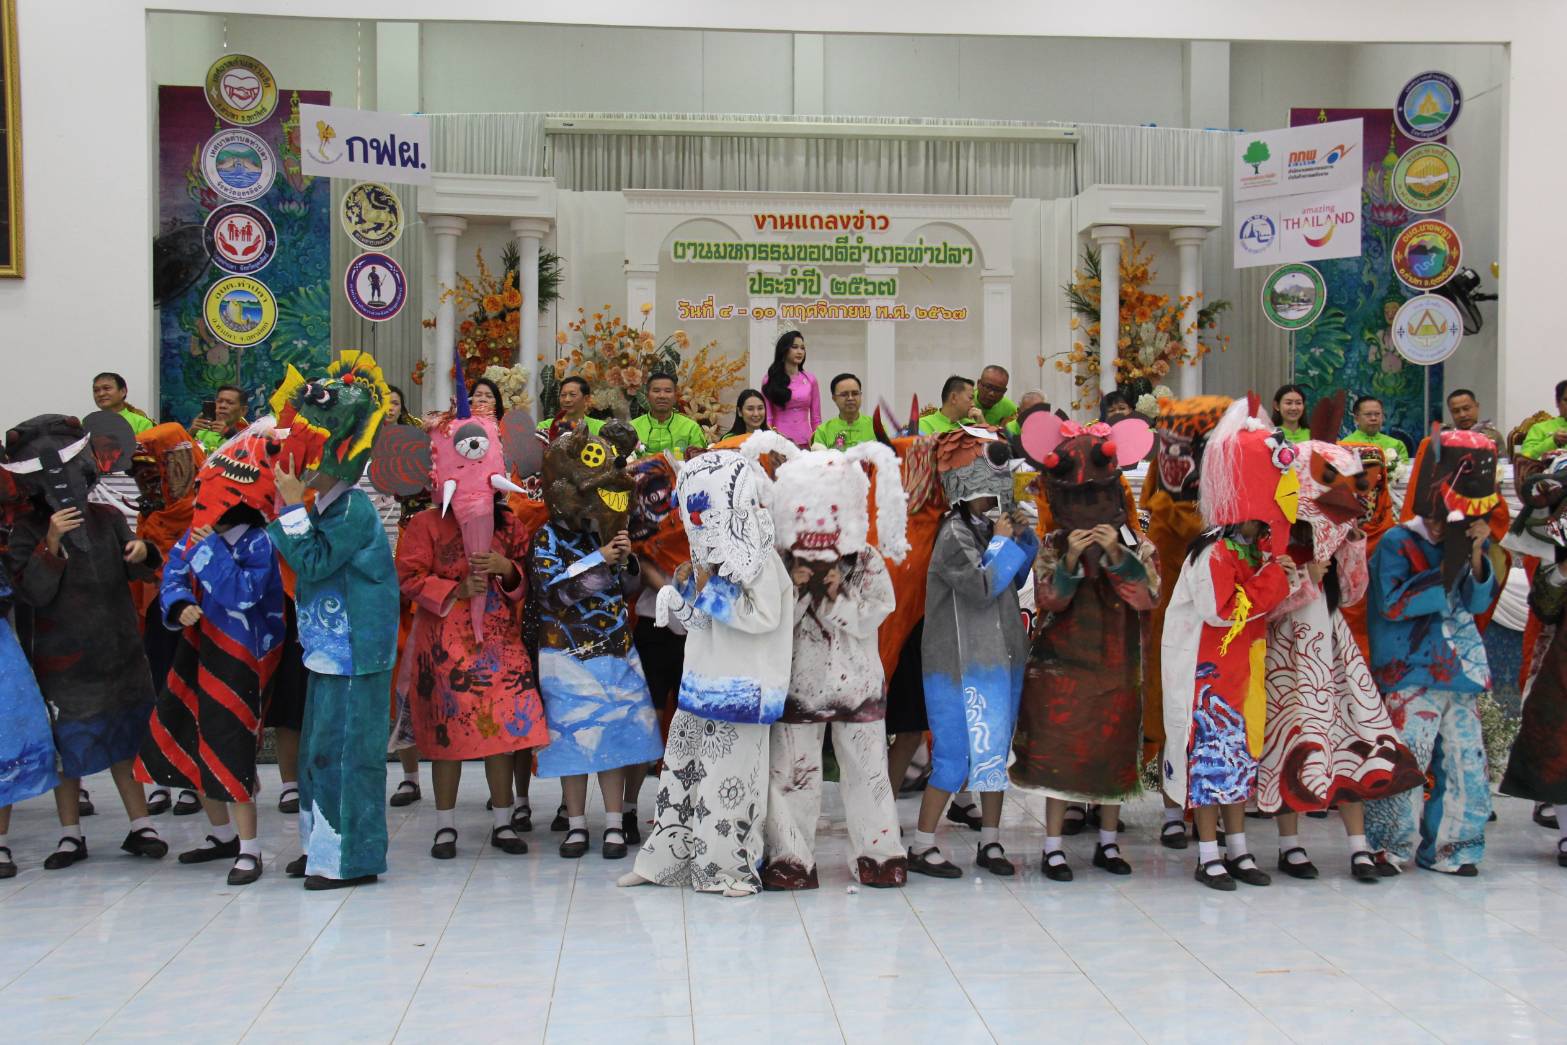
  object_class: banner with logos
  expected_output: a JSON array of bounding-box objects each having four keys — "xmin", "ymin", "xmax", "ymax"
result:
[
  {"xmin": 1234, "ymin": 184, "xmax": 1361, "ymax": 268},
  {"xmin": 299, "ymin": 103, "xmax": 431, "ymax": 185},
  {"xmin": 1233, "ymin": 118, "xmax": 1363, "ymax": 269}
]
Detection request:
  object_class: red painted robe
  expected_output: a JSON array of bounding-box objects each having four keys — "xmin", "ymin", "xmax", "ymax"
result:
[{"xmin": 396, "ymin": 509, "xmax": 546, "ymax": 759}]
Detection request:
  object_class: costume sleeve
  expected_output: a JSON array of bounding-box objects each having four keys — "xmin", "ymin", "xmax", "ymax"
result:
[
  {"xmin": 929, "ymin": 517, "xmax": 1015, "ymax": 606},
  {"xmin": 528, "ymin": 535, "xmax": 623, "ymax": 612},
  {"xmin": 5, "ymin": 517, "xmax": 66, "ymax": 608},
  {"xmin": 113, "ymin": 507, "xmax": 161, "ymax": 582},
  {"xmin": 188, "ymin": 528, "xmax": 275, "ymax": 613},
  {"xmin": 1372, "ymin": 529, "xmax": 1447, "ymax": 621},
  {"xmin": 397, "ymin": 515, "xmax": 459, "ymax": 617},
  {"xmin": 498, "ymin": 521, "xmax": 529, "ymax": 602},
  {"xmin": 817, "ymin": 552, "xmax": 895, "ymax": 639},
  {"xmin": 1106, "ymin": 535, "xmax": 1159, "ymax": 611},
  {"xmin": 1454, "ymin": 543, "xmax": 1497, "ymax": 614},
  {"xmin": 266, "ymin": 494, "xmax": 374, "ymax": 583},
  {"xmin": 1202, "ymin": 543, "xmax": 1291, "ymax": 625},
  {"xmin": 1335, "ymin": 534, "xmax": 1370, "ymax": 608},
  {"xmin": 1032, "ymin": 534, "xmax": 1081, "ymax": 614},
  {"xmin": 158, "ymin": 535, "xmax": 197, "ymax": 629},
  {"xmin": 1528, "ymin": 561, "xmax": 1567, "ymax": 625}
]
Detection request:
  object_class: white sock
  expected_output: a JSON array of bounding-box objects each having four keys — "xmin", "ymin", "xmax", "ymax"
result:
[
  {"xmin": 913, "ymin": 829, "xmax": 948, "ymax": 863},
  {"xmin": 1226, "ymin": 831, "xmax": 1250, "ymax": 858},
  {"xmin": 1163, "ymin": 806, "xmax": 1184, "ymax": 824},
  {"xmin": 129, "ymin": 817, "xmax": 154, "ymax": 835},
  {"xmin": 980, "ymin": 826, "xmax": 1000, "ymax": 848},
  {"xmin": 1347, "ymin": 833, "xmax": 1369, "ymax": 854},
  {"xmin": 1044, "ymin": 834, "xmax": 1063, "ymax": 855},
  {"xmin": 239, "ymin": 836, "xmax": 261, "ymax": 858},
  {"xmin": 1098, "ymin": 828, "xmax": 1118, "ymax": 848},
  {"xmin": 567, "ymin": 815, "xmax": 587, "ymax": 832},
  {"xmin": 1198, "ymin": 839, "xmax": 1220, "ymax": 865},
  {"xmin": 491, "ymin": 802, "xmax": 514, "ymax": 829},
  {"xmin": 61, "ymin": 822, "xmax": 83, "ymax": 840},
  {"xmin": 403, "ymin": 771, "xmax": 419, "ymax": 784},
  {"xmin": 211, "ymin": 822, "xmax": 238, "ymax": 844},
  {"xmin": 435, "ymin": 808, "xmax": 456, "ymax": 833},
  {"xmin": 604, "ymin": 809, "xmax": 623, "ymax": 831}
]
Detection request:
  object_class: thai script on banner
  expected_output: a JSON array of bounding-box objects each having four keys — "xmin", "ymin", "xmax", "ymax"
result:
[
  {"xmin": 753, "ymin": 210, "xmax": 892, "ymax": 232},
  {"xmin": 745, "ymin": 268, "xmax": 901, "ymax": 299},
  {"xmin": 671, "ymin": 235, "xmax": 975, "ymax": 267},
  {"xmin": 299, "ymin": 103, "xmax": 430, "ymax": 184},
  {"xmin": 677, "ymin": 296, "xmax": 968, "ymax": 322}
]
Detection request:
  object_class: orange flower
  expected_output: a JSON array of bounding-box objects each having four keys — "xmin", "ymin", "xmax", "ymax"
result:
[
  {"xmin": 503, "ymin": 287, "xmax": 523, "ymax": 309},
  {"xmin": 482, "ymin": 294, "xmax": 504, "ymax": 314},
  {"xmin": 554, "ymin": 359, "xmax": 568, "ymax": 380},
  {"xmin": 556, "ymin": 330, "xmax": 568, "ymax": 345},
  {"xmin": 459, "ymin": 320, "xmax": 475, "ymax": 336}
]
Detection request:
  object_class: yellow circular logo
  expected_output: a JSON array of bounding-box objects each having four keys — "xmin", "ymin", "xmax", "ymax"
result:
[
  {"xmin": 205, "ymin": 53, "xmax": 278, "ymax": 127},
  {"xmin": 579, "ymin": 443, "xmax": 607, "ymax": 468},
  {"xmin": 203, "ymin": 276, "xmax": 278, "ymax": 348}
]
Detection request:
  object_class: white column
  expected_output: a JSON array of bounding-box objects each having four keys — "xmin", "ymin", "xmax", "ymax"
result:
[
  {"xmin": 980, "ymin": 270, "xmax": 1014, "ymax": 375},
  {"xmin": 426, "ymin": 214, "xmax": 467, "ymax": 413},
  {"xmin": 625, "ymin": 263, "xmax": 658, "ymax": 339},
  {"xmin": 511, "ymin": 217, "xmax": 551, "ymax": 405},
  {"xmin": 746, "ymin": 264, "xmax": 781, "ymax": 392},
  {"xmin": 1089, "ymin": 226, "xmax": 1130, "ymax": 397},
  {"xmin": 865, "ymin": 266, "xmax": 898, "ymax": 408},
  {"xmin": 1170, "ymin": 227, "xmax": 1210, "ymax": 398}
]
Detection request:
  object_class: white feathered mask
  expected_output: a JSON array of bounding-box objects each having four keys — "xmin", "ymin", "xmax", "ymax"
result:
[{"xmin": 769, "ymin": 442, "xmax": 909, "ymax": 565}]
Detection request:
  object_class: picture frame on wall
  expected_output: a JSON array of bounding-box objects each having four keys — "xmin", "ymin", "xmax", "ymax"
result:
[{"xmin": 0, "ymin": 0, "xmax": 21, "ymax": 278}]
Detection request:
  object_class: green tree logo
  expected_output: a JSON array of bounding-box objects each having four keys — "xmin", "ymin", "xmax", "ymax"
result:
[{"xmin": 1243, "ymin": 140, "xmax": 1271, "ymax": 175}]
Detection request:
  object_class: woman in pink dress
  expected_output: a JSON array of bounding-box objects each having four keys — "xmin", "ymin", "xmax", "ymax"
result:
[{"xmin": 762, "ymin": 331, "xmax": 821, "ymax": 447}]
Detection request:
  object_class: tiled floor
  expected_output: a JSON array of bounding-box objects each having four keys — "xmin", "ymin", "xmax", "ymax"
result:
[{"xmin": 3, "ymin": 768, "xmax": 1566, "ymax": 1043}]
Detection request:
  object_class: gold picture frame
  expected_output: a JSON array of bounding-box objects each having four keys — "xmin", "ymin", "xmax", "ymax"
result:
[{"xmin": 0, "ymin": 0, "xmax": 21, "ymax": 278}]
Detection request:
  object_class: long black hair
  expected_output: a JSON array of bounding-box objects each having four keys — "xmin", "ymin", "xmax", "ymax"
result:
[
  {"xmin": 1271, "ymin": 383, "xmax": 1308, "ymax": 427},
  {"xmin": 761, "ymin": 330, "xmax": 805, "ymax": 408},
  {"xmin": 728, "ymin": 388, "xmax": 769, "ymax": 437},
  {"xmin": 469, "ymin": 377, "xmax": 506, "ymax": 420},
  {"xmin": 386, "ymin": 383, "xmax": 413, "ymax": 425}
]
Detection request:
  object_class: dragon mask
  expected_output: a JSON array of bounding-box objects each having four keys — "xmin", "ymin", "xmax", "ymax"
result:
[
  {"xmin": 189, "ymin": 419, "xmax": 287, "ymax": 531},
  {"xmin": 269, "ymin": 352, "xmax": 392, "ymax": 485}
]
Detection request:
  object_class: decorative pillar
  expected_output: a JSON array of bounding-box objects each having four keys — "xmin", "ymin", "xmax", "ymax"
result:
[
  {"xmin": 865, "ymin": 266, "xmax": 898, "ymax": 408},
  {"xmin": 511, "ymin": 217, "xmax": 551, "ymax": 405},
  {"xmin": 625, "ymin": 263, "xmax": 658, "ymax": 341},
  {"xmin": 1089, "ymin": 226, "xmax": 1130, "ymax": 398},
  {"xmin": 746, "ymin": 264, "xmax": 782, "ymax": 393},
  {"xmin": 426, "ymin": 214, "xmax": 468, "ymax": 412},
  {"xmin": 980, "ymin": 269, "xmax": 1014, "ymax": 373},
  {"xmin": 1170, "ymin": 227, "xmax": 1210, "ymax": 398}
]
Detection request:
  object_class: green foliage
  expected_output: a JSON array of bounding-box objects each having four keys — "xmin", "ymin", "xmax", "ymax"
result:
[{"xmin": 1243, "ymin": 140, "xmax": 1271, "ymax": 173}]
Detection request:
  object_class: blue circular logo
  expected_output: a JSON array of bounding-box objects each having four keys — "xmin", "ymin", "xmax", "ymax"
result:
[
  {"xmin": 345, "ymin": 252, "xmax": 406, "ymax": 322},
  {"xmin": 1396, "ymin": 71, "xmax": 1462, "ymax": 141},
  {"xmin": 1239, "ymin": 214, "xmax": 1276, "ymax": 253}
]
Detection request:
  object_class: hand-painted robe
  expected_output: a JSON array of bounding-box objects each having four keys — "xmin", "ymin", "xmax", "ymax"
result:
[
  {"xmin": 1338, "ymin": 440, "xmax": 1397, "ymax": 663},
  {"xmin": 267, "ymin": 485, "xmax": 399, "ymax": 881},
  {"xmin": 527, "ymin": 521, "xmax": 662, "ymax": 776},
  {"xmin": 396, "ymin": 509, "xmax": 546, "ymax": 760},
  {"xmin": 135, "ymin": 525, "xmax": 286, "ymax": 801},
  {"xmin": 1161, "ymin": 538, "xmax": 1292, "ymax": 807},
  {"xmin": 6, "ymin": 504, "xmax": 161, "ymax": 778},
  {"xmin": 1140, "ymin": 477, "xmax": 1207, "ymax": 765},
  {"xmin": 0, "ymin": 571, "xmax": 58, "ymax": 808},
  {"xmin": 1012, "ymin": 532, "xmax": 1159, "ymax": 802},
  {"xmin": 1500, "ymin": 562, "xmax": 1567, "ymax": 804},
  {"xmin": 1400, "ymin": 435, "xmax": 1511, "ymax": 631},
  {"xmin": 921, "ymin": 513, "xmax": 1035, "ymax": 794},
  {"xmin": 1259, "ymin": 535, "xmax": 1423, "ymax": 813}
]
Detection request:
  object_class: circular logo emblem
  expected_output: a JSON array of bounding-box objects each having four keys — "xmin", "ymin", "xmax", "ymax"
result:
[
  {"xmin": 203, "ymin": 276, "xmax": 277, "ymax": 348},
  {"xmin": 201, "ymin": 129, "xmax": 276, "ymax": 204},
  {"xmin": 204, "ymin": 53, "xmax": 278, "ymax": 127},
  {"xmin": 1238, "ymin": 214, "xmax": 1276, "ymax": 254},
  {"xmin": 1395, "ymin": 71, "xmax": 1462, "ymax": 141},
  {"xmin": 1391, "ymin": 294, "xmax": 1464, "ymax": 365},
  {"xmin": 1392, "ymin": 219, "xmax": 1462, "ymax": 290},
  {"xmin": 1261, "ymin": 263, "xmax": 1327, "ymax": 331},
  {"xmin": 345, "ymin": 253, "xmax": 407, "ymax": 322},
  {"xmin": 1393, "ymin": 143, "xmax": 1461, "ymax": 213},
  {"xmin": 340, "ymin": 182, "xmax": 405, "ymax": 251},
  {"xmin": 203, "ymin": 203, "xmax": 277, "ymax": 276}
]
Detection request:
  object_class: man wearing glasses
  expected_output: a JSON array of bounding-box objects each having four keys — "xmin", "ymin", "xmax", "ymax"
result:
[
  {"xmin": 812, "ymin": 372, "xmax": 875, "ymax": 449},
  {"xmin": 975, "ymin": 365, "xmax": 1017, "ymax": 429}
]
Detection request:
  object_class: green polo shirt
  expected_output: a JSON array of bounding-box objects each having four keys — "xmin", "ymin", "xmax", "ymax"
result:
[
  {"xmin": 631, "ymin": 411, "xmax": 707, "ymax": 457},
  {"xmin": 1520, "ymin": 416, "xmax": 1567, "ymax": 460},
  {"xmin": 1280, "ymin": 425, "xmax": 1310, "ymax": 444},
  {"xmin": 537, "ymin": 415, "xmax": 605, "ymax": 438},
  {"xmin": 1350, "ymin": 429, "xmax": 1406, "ymax": 469},
  {"xmin": 982, "ymin": 396, "xmax": 1018, "ymax": 428},
  {"xmin": 918, "ymin": 411, "xmax": 965, "ymax": 435},
  {"xmin": 117, "ymin": 406, "xmax": 155, "ymax": 435},
  {"xmin": 192, "ymin": 424, "xmax": 243, "ymax": 454},
  {"xmin": 811, "ymin": 415, "xmax": 874, "ymax": 449}
]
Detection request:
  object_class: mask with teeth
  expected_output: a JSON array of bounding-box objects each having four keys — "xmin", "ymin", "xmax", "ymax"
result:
[
  {"xmin": 189, "ymin": 419, "xmax": 286, "ymax": 530},
  {"xmin": 542, "ymin": 419, "xmax": 639, "ymax": 541},
  {"xmin": 269, "ymin": 352, "xmax": 392, "ymax": 485}
]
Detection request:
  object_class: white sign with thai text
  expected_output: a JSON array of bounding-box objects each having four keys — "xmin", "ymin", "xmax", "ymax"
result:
[
  {"xmin": 1234, "ymin": 118, "xmax": 1363, "ymax": 203},
  {"xmin": 299, "ymin": 103, "xmax": 430, "ymax": 185}
]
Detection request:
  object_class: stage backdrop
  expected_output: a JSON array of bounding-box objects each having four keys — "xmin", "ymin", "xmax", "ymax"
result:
[
  {"xmin": 156, "ymin": 86, "xmax": 332, "ymax": 424},
  {"xmin": 1288, "ymin": 107, "xmax": 1442, "ymax": 447}
]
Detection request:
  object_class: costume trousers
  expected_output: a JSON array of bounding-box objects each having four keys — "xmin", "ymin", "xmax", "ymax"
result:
[
  {"xmin": 298, "ymin": 670, "xmax": 391, "ymax": 880},
  {"xmin": 1365, "ymin": 687, "xmax": 1491, "ymax": 871},
  {"xmin": 764, "ymin": 720, "xmax": 907, "ymax": 888}
]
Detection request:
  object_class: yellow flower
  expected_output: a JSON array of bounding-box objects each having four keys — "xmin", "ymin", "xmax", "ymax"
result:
[
  {"xmin": 639, "ymin": 302, "xmax": 653, "ymax": 315},
  {"xmin": 556, "ymin": 330, "xmax": 568, "ymax": 345}
]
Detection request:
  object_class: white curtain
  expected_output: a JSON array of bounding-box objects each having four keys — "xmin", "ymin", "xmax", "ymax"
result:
[
  {"xmin": 427, "ymin": 113, "xmax": 550, "ymax": 176},
  {"xmin": 329, "ymin": 178, "xmax": 427, "ymax": 394}
]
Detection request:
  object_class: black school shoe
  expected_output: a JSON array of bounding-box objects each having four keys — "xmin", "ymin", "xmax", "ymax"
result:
[
  {"xmin": 1223, "ymin": 854, "xmax": 1271, "ymax": 887},
  {"xmin": 1060, "ymin": 805, "xmax": 1087, "ymax": 836},
  {"xmin": 304, "ymin": 874, "xmax": 377, "ymax": 891},
  {"xmin": 285, "ymin": 854, "xmax": 308, "ymax": 878},
  {"xmin": 559, "ymin": 828, "xmax": 590, "ymax": 859},
  {"xmin": 277, "ymin": 786, "xmax": 300, "ymax": 814},
  {"xmin": 1160, "ymin": 821, "xmax": 1189, "ymax": 849},
  {"xmin": 946, "ymin": 801, "xmax": 983, "ymax": 831},
  {"xmin": 511, "ymin": 805, "xmax": 533, "ymax": 833},
  {"xmin": 622, "ymin": 816, "xmax": 642, "ymax": 846},
  {"xmin": 1276, "ymin": 847, "xmax": 1319, "ymax": 880},
  {"xmin": 1349, "ymin": 851, "xmax": 1380, "ymax": 883},
  {"xmin": 976, "ymin": 842, "xmax": 1015, "ymax": 877},
  {"xmin": 145, "ymin": 789, "xmax": 171, "ymax": 816},
  {"xmin": 1535, "ymin": 803, "xmax": 1559, "ymax": 830},
  {"xmin": 44, "ymin": 836, "xmax": 88, "ymax": 870},
  {"xmin": 1194, "ymin": 859, "xmax": 1235, "ymax": 891},
  {"xmin": 78, "ymin": 788, "xmax": 96, "ymax": 817},
  {"xmin": 227, "ymin": 854, "xmax": 263, "ymax": 886},
  {"xmin": 120, "ymin": 828, "xmax": 168, "ymax": 859},
  {"xmin": 1093, "ymin": 843, "xmax": 1132, "ymax": 876},
  {"xmin": 172, "ymin": 790, "xmax": 202, "ymax": 816},
  {"xmin": 550, "ymin": 804, "xmax": 569, "ymax": 832},
  {"xmin": 602, "ymin": 828, "xmax": 628, "ymax": 860},
  {"xmin": 179, "ymin": 835, "xmax": 241, "ymax": 864},
  {"xmin": 490, "ymin": 827, "xmax": 528, "ymax": 855},
  {"xmin": 430, "ymin": 828, "xmax": 457, "ymax": 860},
  {"xmin": 389, "ymin": 781, "xmax": 422, "ymax": 808},
  {"xmin": 1041, "ymin": 850, "xmax": 1073, "ymax": 882},
  {"xmin": 0, "ymin": 845, "xmax": 14, "ymax": 879},
  {"xmin": 908, "ymin": 847, "xmax": 963, "ymax": 879}
]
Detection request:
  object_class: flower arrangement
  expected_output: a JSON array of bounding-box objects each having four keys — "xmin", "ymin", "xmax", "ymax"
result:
[
  {"xmin": 1047, "ymin": 239, "xmax": 1230, "ymax": 411},
  {"xmin": 417, "ymin": 246, "xmax": 522, "ymax": 389},
  {"xmin": 482, "ymin": 363, "xmax": 533, "ymax": 414},
  {"xmin": 675, "ymin": 342, "xmax": 749, "ymax": 442}
]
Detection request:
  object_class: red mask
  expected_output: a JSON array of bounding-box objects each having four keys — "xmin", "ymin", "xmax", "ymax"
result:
[{"xmin": 189, "ymin": 424, "xmax": 284, "ymax": 530}]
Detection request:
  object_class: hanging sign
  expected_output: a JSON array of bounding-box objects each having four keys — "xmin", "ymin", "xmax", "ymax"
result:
[
  {"xmin": 1234, "ymin": 184, "xmax": 1360, "ymax": 268},
  {"xmin": 204, "ymin": 53, "xmax": 278, "ymax": 127},
  {"xmin": 1234, "ymin": 118, "xmax": 1363, "ymax": 202},
  {"xmin": 203, "ymin": 276, "xmax": 277, "ymax": 347},
  {"xmin": 1390, "ymin": 294, "xmax": 1463, "ymax": 365},
  {"xmin": 201, "ymin": 128, "xmax": 276, "ymax": 204},
  {"xmin": 1392, "ymin": 143, "xmax": 1461, "ymax": 213},
  {"xmin": 1395, "ymin": 71, "xmax": 1462, "ymax": 141},
  {"xmin": 1392, "ymin": 219, "xmax": 1461, "ymax": 290},
  {"xmin": 1261, "ymin": 263, "xmax": 1327, "ymax": 331},
  {"xmin": 345, "ymin": 252, "xmax": 407, "ymax": 321},
  {"xmin": 300, "ymin": 103, "xmax": 430, "ymax": 184},
  {"xmin": 340, "ymin": 182, "xmax": 405, "ymax": 250},
  {"xmin": 203, "ymin": 203, "xmax": 277, "ymax": 276}
]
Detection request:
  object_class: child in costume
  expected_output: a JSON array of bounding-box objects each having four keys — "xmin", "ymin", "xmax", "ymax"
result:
[
  {"xmin": 371, "ymin": 375, "xmax": 547, "ymax": 861},
  {"xmin": 128, "ymin": 422, "xmax": 206, "ymax": 817},
  {"xmin": 2, "ymin": 412, "xmax": 168, "ymax": 869},
  {"xmin": 1014, "ymin": 410, "xmax": 1159, "ymax": 881},
  {"xmin": 622, "ymin": 446, "xmax": 795, "ymax": 895},
  {"xmin": 1258, "ymin": 397, "xmax": 1424, "ymax": 883},
  {"xmin": 909, "ymin": 427, "xmax": 1036, "ymax": 879},
  {"xmin": 1499, "ymin": 455, "xmax": 1567, "ymax": 866},
  {"xmin": 1365, "ymin": 428, "xmax": 1500, "ymax": 876},
  {"xmin": 762, "ymin": 438, "xmax": 908, "ymax": 889},
  {"xmin": 1336, "ymin": 437, "xmax": 1396, "ymax": 662},
  {"xmin": 1161, "ymin": 395, "xmax": 1299, "ymax": 891},
  {"xmin": 528, "ymin": 420, "xmax": 662, "ymax": 860},
  {"xmin": 1141, "ymin": 395, "xmax": 1230, "ymax": 849},
  {"xmin": 267, "ymin": 355, "xmax": 400, "ymax": 890},
  {"xmin": 135, "ymin": 422, "xmax": 288, "ymax": 885}
]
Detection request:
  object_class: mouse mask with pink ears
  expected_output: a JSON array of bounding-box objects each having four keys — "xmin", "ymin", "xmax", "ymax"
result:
[
  {"xmin": 1019, "ymin": 409, "xmax": 1154, "ymax": 534},
  {"xmin": 369, "ymin": 382, "xmax": 542, "ymax": 636}
]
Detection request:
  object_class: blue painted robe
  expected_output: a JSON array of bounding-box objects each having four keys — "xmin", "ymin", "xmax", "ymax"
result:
[{"xmin": 0, "ymin": 573, "xmax": 58, "ymax": 808}]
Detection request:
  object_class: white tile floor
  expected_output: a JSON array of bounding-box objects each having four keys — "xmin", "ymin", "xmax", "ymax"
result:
[{"xmin": 3, "ymin": 768, "xmax": 1566, "ymax": 1044}]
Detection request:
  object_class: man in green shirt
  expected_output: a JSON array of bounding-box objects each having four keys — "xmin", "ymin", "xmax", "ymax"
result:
[
  {"xmin": 1348, "ymin": 394, "xmax": 1407, "ymax": 471},
  {"xmin": 976, "ymin": 364, "xmax": 1018, "ymax": 428},
  {"xmin": 812, "ymin": 372, "xmax": 874, "ymax": 449},
  {"xmin": 92, "ymin": 371, "xmax": 155, "ymax": 435},
  {"xmin": 919, "ymin": 375, "xmax": 986, "ymax": 435},
  {"xmin": 190, "ymin": 384, "xmax": 249, "ymax": 453},
  {"xmin": 631, "ymin": 373, "xmax": 707, "ymax": 458},
  {"xmin": 538, "ymin": 376, "xmax": 606, "ymax": 438},
  {"xmin": 1519, "ymin": 379, "xmax": 1567, "ymax": 460}
]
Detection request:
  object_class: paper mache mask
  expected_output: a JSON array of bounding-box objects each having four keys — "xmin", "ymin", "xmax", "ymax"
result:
[
  {"xmin": 670, "ymin": 448, "xmax": 774, "ymax": 586},
  {"xmin": 131, "ymin": 422, "xmax": 202, "ymax": 516},
  {"xmin": 1409, "ymin": 427, "xmax": 1500, "ymax": 525},
  {"xmin": 189, "ymin": 419, "xmax": 286, "ymax": 531},
  {"xmin": 269, "ymin": 352, "xmax": 392, "ymax": 485},
  {"xmin": 541, "ymin": 417, "xmax": 639, "ymax": 541},
  {"xmin": 1198, "ymin": 394, "xmax": 1301, "ymax": 554},
  {"xmin": 1152, "ymin": 395, "xmax": 1231, "ymax": 502},
  {"xmin": 1, "ymin": 411, "xmax": 136, "ymax": 550},
  {"xmin": 933, "ymin": 427, "xmax": 1017, "ymax": 510},
  {"xmin": 1020, "ymin": 409, "xmax": 1152, "ymax": 534},
  {"xmin": 1505, "ymin": 454, "xmax": 1567, "ymax": 560}
]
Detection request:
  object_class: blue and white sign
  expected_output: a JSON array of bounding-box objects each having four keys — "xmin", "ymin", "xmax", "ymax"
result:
[
  {"xmin": 300, "ymin": 103, "xmax": 430, "ymax": 185},
  {"xmin": 345, "ymin": 252, "xmax": 407, "ymax": 322}
]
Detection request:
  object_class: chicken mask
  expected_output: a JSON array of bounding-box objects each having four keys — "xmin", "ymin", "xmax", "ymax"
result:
[{"xmin": 1198, "ymin": 394, "xmax": 1301, "ymax": 555}]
